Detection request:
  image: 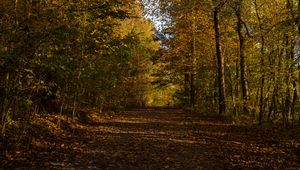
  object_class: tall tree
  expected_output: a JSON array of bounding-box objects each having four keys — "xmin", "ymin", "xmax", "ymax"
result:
[
  {"xmin": 233, "ymin": 0, "xmax": 248, "ymax": 114},
  {"xmin": 213, "ymin": 0, "xmax": 227, "ymax": 115}
]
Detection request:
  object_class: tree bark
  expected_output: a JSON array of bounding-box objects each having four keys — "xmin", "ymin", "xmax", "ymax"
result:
[
  {"xmin": 190, "ymin": 6, "xmax": 196, "ymax": 108},
  {"xmin": 254, "ymin": 0, "xmax": 265, "ymax": 125},
  {"xmin": 235, "ymin": 0, "xmax": 248, "ymax": 114},
  {"xmin": 213, "ymin": 7, "xmax": 226, "ymax": 115},
  {"xmin": 190, "ymin": 73, "xmax": 195, "ymax": 107}
]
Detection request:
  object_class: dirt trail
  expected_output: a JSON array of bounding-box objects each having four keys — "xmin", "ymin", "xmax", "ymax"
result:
[{"xmin": 2, "ymin": 108, "xmax": 300, "ymax": 169}]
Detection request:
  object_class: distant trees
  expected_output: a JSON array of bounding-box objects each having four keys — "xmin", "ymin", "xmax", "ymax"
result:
[{"xmin": 0, "ymin": 0, "xmax": 159, "ymax": 135}]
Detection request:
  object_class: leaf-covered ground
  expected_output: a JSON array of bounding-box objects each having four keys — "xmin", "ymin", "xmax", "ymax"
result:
[{"xmin": 1, "ymin": 108, "xmax": 300, "ymax": 169}]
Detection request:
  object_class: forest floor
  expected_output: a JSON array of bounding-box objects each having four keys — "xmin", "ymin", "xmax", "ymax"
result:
[{"xmin": 1, "ymin": 107, "xmax": 300, "ymax": 169}]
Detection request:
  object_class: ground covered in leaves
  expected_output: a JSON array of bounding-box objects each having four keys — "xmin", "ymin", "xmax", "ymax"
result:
[{"xmin": 1, "ymin": 108, "xmax": 300, "ymax": 169}]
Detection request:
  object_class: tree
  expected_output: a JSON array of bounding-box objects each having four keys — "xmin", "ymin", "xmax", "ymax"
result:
[
  {"xmin": 0, "ymin": 0, "xmax": 159, "ymax": 135},
  {"xmin": 232, "ymin": 0, "xmax": 248, "ymax": 114},
  {"xmin": 153, "ymin": 0, "xmax": 300, "ymax": 125},
  {"xmin": 213, "ymin": 0, "xmax": 227, "ymax": 115}
]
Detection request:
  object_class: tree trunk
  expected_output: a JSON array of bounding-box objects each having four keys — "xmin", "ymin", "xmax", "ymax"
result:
[
  {"xmin": 190, "ymin": 8, "xmax": 196, "ymax": 108},
  {"xmin": 213, "ymin": 7, "xmax": 226, "ymax": 115},
  {"xmin": 291, "ymin": 80, "xmax": 297, "ymax": 127},
  {"xmin": 259, "ymin": 44, "xmax": 265, "ymax": 125},
  {"xmin": 235, "ymin": 0, "xmax": 248, "ymax": 114},
  {"xmin": 288, "ymin": 39, "xmax": 297, "ymax": 127},
  {"xmin": 190, "ymin": 73, "xmax": 195, "ymax": 107},
  {"xmin": 235, "ymin": 53, "xmax": 239, "ymax": 115},
  {"xmin": 254, "ymin": 0, "xmax": 265, "ymax": 125},
  {"xmin": 184, "ymin": 73, "xmax": 190, "ymax": 105}
]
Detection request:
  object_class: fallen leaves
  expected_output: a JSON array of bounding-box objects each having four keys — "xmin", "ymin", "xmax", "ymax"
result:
[{"xmin": 1, "ymin": 108, "xmax": 300, "ymax": 169}]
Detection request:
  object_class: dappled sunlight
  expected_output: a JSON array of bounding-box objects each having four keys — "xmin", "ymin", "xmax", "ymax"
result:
[
  {"xmin": 148, "ymin": 137, "xmax": 208, "ymax": 145},
  {"xmin": 98, "ymin": 126, "xmax": 168, "ymax": 135}
]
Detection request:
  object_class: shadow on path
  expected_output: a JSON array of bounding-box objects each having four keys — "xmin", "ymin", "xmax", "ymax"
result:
[{"xmin": 2, "ymin": 108, "xmax": 300, "ymax": 169}]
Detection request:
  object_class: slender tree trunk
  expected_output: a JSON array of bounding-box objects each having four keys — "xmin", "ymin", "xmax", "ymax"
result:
[
  {"xmin": 190, "ymin": 7, "xmax": 196, "ymax": 108},
  {"xmin": 292, "ymin": 0, "xmax": 300, "ymax": 128},
  {"xmin": 259, "ymin": 42, "xmax": 265, "ymax": 125},
  {"xmin": 235, "ymin": 0, "xmax": 248, "ymax": 114},
  {"xmin": 291, "ymin": 79, "xmax": 297, "ymax": 127},
  {"xmin": 288, "ymin": 40, "xmax": 297, "ymax": 127},
  {"xmin": 291, "ymin": 0, "xmax": 300, "ymax": 125},
  {"xmin": 234, "ymin": 54, "xmax": 239, "ymax": 115},
  {"xmin": 268, "ymin": 50, "xmax": 279, "ymax": 121},
  {"xmin": 184, "ymin": 73, "xmax": 190, "ymax": 105},
  {"xmin": 258, "ymin": 44, "xmax": 265, "ymax": 124},
  {"xmin": 72, "ymin": 95, "xmax": 77, "ymax": 120},
  {"xmin": 190, "ymin": 73, "xmax": 195, "ymax": 107},
  {"xmin": 254, "ymin": 0, "xmax": 265, "ymax": 125},
  {"xmin": 285, "ymin": 37, "xmax": 295, "ymax": 125},
  {"xmin": 213, "ymin": 7, "xmax": 226, "ymax": 115},
  {"xmin": 1, "ymin": 73, "xmax": 10, "ymax": 136}
]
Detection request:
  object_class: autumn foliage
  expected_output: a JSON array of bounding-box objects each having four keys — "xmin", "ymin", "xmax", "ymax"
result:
[{"xmin": 1, "ymin": 0, "xmax": 300, "ymax": 169}]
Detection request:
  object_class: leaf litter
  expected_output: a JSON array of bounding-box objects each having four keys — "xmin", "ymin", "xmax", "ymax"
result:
[{"xmin": 1, "ymin": 108, "xmax": 300, "ymax": 169}]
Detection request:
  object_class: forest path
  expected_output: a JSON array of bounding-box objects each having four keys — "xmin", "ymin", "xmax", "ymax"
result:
[{"xmin": 3, "ymin": 108, "xmax": 300, "ymax": 169}]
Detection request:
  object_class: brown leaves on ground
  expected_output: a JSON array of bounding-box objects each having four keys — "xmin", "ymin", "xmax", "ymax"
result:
[{"xmin": 1, "ymin": 108, "xmax": 300, "ymax": 169}]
